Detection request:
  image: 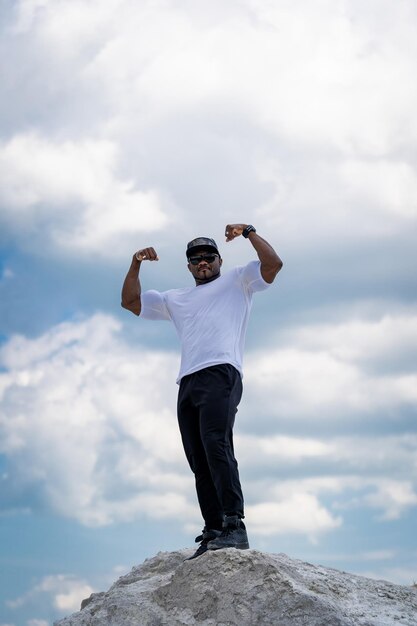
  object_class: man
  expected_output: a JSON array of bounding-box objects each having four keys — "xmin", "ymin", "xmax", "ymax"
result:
[{"xmin": 121, "ymin": 223, "xmax": 282, "ymax": 559}]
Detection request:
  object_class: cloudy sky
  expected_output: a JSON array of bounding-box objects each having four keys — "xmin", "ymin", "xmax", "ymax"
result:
[{"xmin": 1, "ymin": 0, "xmax": 417, "ymax": 623}]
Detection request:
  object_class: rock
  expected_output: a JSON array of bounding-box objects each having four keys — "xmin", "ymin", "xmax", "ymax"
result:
[{"xmin": 54, "ymin": 549, "xmax": 417, "ymax": 626}]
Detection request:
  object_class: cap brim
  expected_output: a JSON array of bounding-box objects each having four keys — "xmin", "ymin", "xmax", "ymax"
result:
[{"xmin": 187, "ymin": 245, "xmax": 219, "ymax": 257}]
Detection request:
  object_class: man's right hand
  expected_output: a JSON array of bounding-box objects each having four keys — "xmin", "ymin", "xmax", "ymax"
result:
[{"xmin": 135, "ymin": 247, "xmax": 159, "ymax": 262}]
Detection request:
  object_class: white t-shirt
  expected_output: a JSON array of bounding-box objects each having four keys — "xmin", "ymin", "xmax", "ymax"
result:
[{"xmin": 140, "ymin": 260, "xmax": 270, "ymax": 383}]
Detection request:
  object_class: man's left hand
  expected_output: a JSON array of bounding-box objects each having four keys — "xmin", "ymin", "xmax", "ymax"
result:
[{"xmin": 225, "ymin": 224, "xmax": 248, "ymax": 242}]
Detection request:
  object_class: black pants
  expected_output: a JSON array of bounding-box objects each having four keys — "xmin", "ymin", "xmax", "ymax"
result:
[{"xmin": 177, "ymin": 364, "xmax": 244, "ymax": 529}]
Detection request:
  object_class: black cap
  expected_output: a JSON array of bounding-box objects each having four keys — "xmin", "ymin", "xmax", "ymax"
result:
[{"xmin": 186, "ymin": 237, "xmax": 219, "ymax": 258}]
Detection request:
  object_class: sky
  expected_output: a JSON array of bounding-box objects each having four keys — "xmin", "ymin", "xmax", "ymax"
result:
[{"xmin": 0, "ymin": 0, "xmax": 416, "ymax": 624}]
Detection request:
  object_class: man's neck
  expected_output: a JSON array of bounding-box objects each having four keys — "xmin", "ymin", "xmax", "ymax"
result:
[{"xmin": 195, "ymin": 272, "xmax": 221, "ymax": 286}]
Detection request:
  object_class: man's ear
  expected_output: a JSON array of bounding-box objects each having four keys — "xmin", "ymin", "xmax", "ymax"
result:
[{"xmin": 219, "ymin": 257, "xmax": 223, "ymax": 266}]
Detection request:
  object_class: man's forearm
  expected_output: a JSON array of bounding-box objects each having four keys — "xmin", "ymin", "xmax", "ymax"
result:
[
  {"xmin": 224, "ymin": 223, "xmax": 283, "ymax": 283},
  {"xmin": 121, "ymin": 255, "xmax": 142, "ymax": 315},
  {"xmin": 248, "ymin": 231, "xmax": 282, "ymax": 263}
]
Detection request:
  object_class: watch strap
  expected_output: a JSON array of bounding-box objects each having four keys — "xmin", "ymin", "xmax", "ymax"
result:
[{"xmin": 242, "ymin": 225, "xmax": 256, "ymax": 238}]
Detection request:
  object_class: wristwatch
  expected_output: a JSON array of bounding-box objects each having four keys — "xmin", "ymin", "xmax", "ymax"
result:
[{"xmin": 242, "ymin": 225, "xmax": 256, "ymax": 238}]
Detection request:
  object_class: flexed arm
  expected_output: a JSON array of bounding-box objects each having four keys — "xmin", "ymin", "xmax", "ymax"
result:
[
  {"xmin": 121, "ymin": 247, "xmax": 159, "ymax": 316},
  {"xmin": 225, "ymin": 224, "xmax": 283, "ymax": 284}
]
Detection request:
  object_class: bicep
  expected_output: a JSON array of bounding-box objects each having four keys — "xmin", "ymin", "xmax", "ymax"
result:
[{"xmin": 260, "ymin": 264, "xmax": 280, "ymax": 284}]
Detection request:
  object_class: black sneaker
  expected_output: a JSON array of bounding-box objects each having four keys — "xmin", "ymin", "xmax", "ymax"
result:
[
  {"xmin": 207, "ymin": 515, "xmax": 250, "ymax": 551},
  {"xmin": 186, "ymin": 527, "xmax": 222, "ymax": 560}
]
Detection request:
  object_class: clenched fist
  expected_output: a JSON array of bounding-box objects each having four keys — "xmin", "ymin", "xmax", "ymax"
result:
[
  {"xmin": 224, "ymin": 224, "xmax": 248, "ymax": 242},
  {"xmin": 135, "ymin": 247, "xmax": 159, "ymax": 262}
]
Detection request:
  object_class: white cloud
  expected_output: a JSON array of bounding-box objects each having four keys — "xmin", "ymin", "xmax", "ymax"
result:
[
  {"xmin": 245, "ymin": 311, "xmax": 417, "ymax": 419},
  {"xmin": 238, "ymin": 434, "xmax": 330, "ymax": 462},
  {"xmin": 12, "ymin": 0, "xmax": 118, "ymax": 54},
  {"xmin": 364, "ymin": 480, "xmax": 417, "ymax": 521},
  {"xmin": 0, "ymin": 313, "xmax": 190, "ymax": 526},
  {"xmin": 246, "ymin": 493, "xmax": 342, "ymax": 540},
  {"xmin": 243, "ymin": 472, "xmax": 417, "ymax": 530},
  {"xmin": 13, "ymin": 0, "xmax": 56, "ymax": 34},
  {"xmin": 78, "ymin": 0, "xmax": 417, "ymax": 154},
  {"xmin": 255, "ymin": 152, "xmax": 417, "ymax": 247},
  {"xmin": 1, "ymin": 2, "xmax": 416, "ymax": 622},
  {"xmin": 238, "ymin": 433, "xmax": 417, "ymax": 477},
  {"xmin": 2, "ymin": 0, "xmax": 417, "ymax": 259},
  {"xmin": 7, "ymin": 574, "xmax": 93, "ymax": 614},
  {"xmin": 1, "ymin": 310, "xmax": 416, "ymax": 532},
  {"xmin": 340, "ymin": 159, "xmax": 417, "ymax": 219},
  {"xmin": 292, "ymin": 313, "xmax": 417, "ymax": 363},
  {"xmin": 0, "ymin": 133, "xmax": 169, "ymax": 255},
  {"xmin": 246, "ymin": 347, "xmax": 417, "ymax": 419}
]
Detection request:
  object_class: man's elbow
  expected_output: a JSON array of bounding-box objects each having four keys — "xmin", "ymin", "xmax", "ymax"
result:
[
  {"xmin": 262, "ymin": 257, "xmax": 283, "ymax": 284},
  {"xmin": 272, "ymin": 257, "xmax": 284, "ymax": 279},
  {"xmin": 121, "ymin": 300, "xmax": 141, "ymax": 316}
]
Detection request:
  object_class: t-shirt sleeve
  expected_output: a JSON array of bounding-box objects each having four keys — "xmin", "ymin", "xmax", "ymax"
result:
[
  {"xmin": 140, "ymin": 290, "xmax": 171, "ymax": 321},
  {"xmin": 238, "ymin": 260, "xmax": 271, "ymax": 293}
]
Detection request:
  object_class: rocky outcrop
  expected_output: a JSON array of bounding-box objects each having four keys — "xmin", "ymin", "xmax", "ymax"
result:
[{"xmin": 55, "ymin": 549, "xmax": 417, "ymax": 625}]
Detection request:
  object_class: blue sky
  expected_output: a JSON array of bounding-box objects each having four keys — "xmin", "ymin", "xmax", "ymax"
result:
[{"xmin": 1, "ymin": 0, "xmax": 417, "ymax": 624}]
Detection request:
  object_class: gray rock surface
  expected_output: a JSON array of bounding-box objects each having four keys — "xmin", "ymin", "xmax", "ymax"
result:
[{"xmin": 55, "ymin": 549, "xmax": 417, "ymax": 626}]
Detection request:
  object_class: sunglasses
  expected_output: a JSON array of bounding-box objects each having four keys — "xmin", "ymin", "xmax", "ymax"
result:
[{"xmin": 188, "ymin": 254, "xmax": 219, "ymax": 266}]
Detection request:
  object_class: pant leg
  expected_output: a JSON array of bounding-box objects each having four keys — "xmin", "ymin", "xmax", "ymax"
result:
[
  {"xmin": 194, "ymin": 365, "xmax": 244, "ymax": 518},
  {"xmin": 177, "ymin": 374, "xmax": 224, "ymax": 529}
]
